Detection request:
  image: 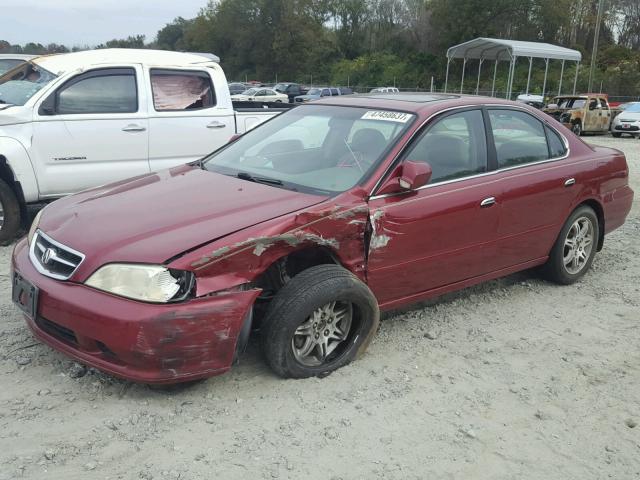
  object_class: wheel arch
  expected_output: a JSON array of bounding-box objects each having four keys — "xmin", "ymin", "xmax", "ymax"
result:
[{"xmin": 0, "ymin": 155, "xmax": 28, "ymax": 225}]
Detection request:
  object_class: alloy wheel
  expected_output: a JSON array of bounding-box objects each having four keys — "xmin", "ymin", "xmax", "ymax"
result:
[
  {"xmin": 291, "ymin": 301, "xmax": 353, "ymax": 367},
  {"xmin": 563, "ymin": 216, "xmax": 595, "ymax": 274}
]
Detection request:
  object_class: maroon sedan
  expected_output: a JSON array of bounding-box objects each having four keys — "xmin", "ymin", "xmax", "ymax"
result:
[{"xmin": 12, "ymin": 94, "xmax": 634, "ymax": 383}]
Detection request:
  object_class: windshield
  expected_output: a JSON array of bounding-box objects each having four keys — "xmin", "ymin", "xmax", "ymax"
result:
[
  {"xmin": 621, "ymin": 102, "xmax": 640, "ymax": 113},
  {"xmin": 553, "ymin": 97, "xmax": 586, "ymax": 109},
  {"xmin": 274, "ymin": 83, "xmax": 290, "ymax": 92},
  {"xmin": 307, "ymin": 88, "xmax": 321, "ymax": 96},
  {"xmin": 0, "ymin": 62, "xmax": 57, "ymax": 106},
  {"xmin": 203, "ymin": 105, "xmax": 415, "ymax": 195}
]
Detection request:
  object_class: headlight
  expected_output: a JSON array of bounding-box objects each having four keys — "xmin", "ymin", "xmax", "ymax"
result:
[
  {"xmin": 85, "ymin": 264, "xmax": 194, "ymax": 303},
  {"xmin": 28, "ymin": 209, "xmax": 44, "ymax": 245}
]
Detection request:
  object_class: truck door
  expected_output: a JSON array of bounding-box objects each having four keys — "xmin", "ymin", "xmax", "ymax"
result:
[
  {"xmin": 584, "ymin": 98, "xmax": 600, "ymax": 132},
  {"xmin": 599, "ymin": 97, "xmax": 611, "ymax": 131},
  {"xmin": 147, "ymin": 67, "xmax": 235, "ymax": 172},
  {"xmin": 31, "ymin": 65, "xmax": 150, "ymax": 197}
]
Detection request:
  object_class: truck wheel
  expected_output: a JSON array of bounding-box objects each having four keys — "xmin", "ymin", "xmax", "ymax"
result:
[
  {"xmin": 611, "ymin": 132, "xmax": 621, "ymax": 138},
  {"xmin": 0, "ymin": 179, "xmax": 21, "ymax": 245},
  {"xmin": 572, "ymin": 122, "xmax": 582, "ymax": 136},
  {"xmin": 261, "ymin": 264, "xmax": 379, "ymax": 379}
]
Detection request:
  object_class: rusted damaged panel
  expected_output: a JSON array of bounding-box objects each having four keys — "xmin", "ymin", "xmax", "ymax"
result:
[{"xmin": 172, "ymin": 197, "xmax": 371, "ymax": 296}]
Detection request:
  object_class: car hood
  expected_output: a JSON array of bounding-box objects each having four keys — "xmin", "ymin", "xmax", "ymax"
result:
[
  {"xmin": 0, "ymin": 105, "xmax": 31, "ymax": 126},
  {"xmin": 38, "ymin": 165, "xmax": 327, "ymax": 270}
]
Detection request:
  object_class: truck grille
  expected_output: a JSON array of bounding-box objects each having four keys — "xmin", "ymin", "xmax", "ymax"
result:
[{"xmin": 29, "ymin": 230, "xmax": 85, "ymax": 280}]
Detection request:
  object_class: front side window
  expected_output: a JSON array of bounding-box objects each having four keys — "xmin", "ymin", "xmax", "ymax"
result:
[
  {"xmin": 203, "ymin": 105, "xmax": 415, "ymax": 194},
  {"xmin": 403, "ymin": 109, "xmax": 487, "ymax": 184},
  {"xmin": 0, "ymin": 62, "xmax": 57, "ymax": 107},
  {"xmin": 489, "ymin": 109, "xmax": 549, "ymax": 168},
  {"xmin": 57, "ymin": 68, "xmax": 137, "ymax": 114},
  {"xmin": 151, "ymin": 69, "xmax": 215, "ymax": 111}
]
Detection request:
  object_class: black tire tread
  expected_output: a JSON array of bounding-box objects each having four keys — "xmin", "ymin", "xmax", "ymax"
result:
[
  {"xmin": 261, "ymin": 264, "xmax": 379, "ymax": 379},
  {"xmin": 0, "ymin": 179, "xmax": 21, "ymax": 246}
]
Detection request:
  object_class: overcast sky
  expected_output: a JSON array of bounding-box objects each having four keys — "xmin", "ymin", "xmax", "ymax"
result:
[{"xmin": 4, "ymin": 0, "xmax": 207, "ymax": 47}]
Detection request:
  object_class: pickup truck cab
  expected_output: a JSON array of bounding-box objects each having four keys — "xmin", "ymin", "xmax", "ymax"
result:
[
  {"xmin": 544, "ymin": 94, "xmax": 612, "ymax": 136},
  {"xmin": 273, "ymin": 83, "xmax": 307, "ymax": 103},
  {"xmin": 0, "ymin": 49, "xmax": 287, "ymax": 243}
]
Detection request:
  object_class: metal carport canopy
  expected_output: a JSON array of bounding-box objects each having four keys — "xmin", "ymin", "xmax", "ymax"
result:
[
  {"xmin": 444, "ymin": 37, "xmax": 582, "ymax": 98},
  {"xmin": 447, "ymin": 38, "xmax": 582, "ymax": 62}
]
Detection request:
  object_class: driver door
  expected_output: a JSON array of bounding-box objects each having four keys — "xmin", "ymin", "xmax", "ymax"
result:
[{"xmin": 366, "ymin": 109, "xmax": 501, "ymax": 307}]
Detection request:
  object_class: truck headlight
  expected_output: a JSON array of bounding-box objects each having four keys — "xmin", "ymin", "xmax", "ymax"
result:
[
  {"xmin": 85, "ymin": 264, "xmax": 194, "ymax": 303},
  {"xmin": 28, "ymin": 209, "xmax": 44, "ymax": 245}
]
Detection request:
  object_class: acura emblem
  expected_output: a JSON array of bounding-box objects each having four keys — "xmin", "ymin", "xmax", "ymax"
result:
[{"xmin": 41, "ymin": 247, "xmax": 56, "ymax": 265}]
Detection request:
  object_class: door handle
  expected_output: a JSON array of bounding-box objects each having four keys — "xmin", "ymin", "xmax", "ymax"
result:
[
  {"xmin": 564, "ymin": 178, "xmax": 576, "ymax": 187},
  {"xmin": 122, "ymin": 124, "xmax": 146, "ymax": 132},
  {"xmin": 480, "ymin": 197, "xmax": 496, "ymax": 207},
  {"xmin": 207, "ymin": 121, "xmax": 227, "ymax": 129}
]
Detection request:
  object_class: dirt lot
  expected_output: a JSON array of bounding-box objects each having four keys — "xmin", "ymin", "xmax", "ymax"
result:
[{"xmin": 1, "ymin": 136, "xmax": 639, "ymax": 480}]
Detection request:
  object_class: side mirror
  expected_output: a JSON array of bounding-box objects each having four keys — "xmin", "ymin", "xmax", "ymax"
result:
[{"xmin": 376, "ymin": 161, "xmax": 432, "ymax": 195}]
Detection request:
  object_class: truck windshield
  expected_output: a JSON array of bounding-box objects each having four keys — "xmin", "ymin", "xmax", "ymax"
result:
[
  {"xmin": 203, "ymin": 105, "xmax": 415, "ymax": 195},
  {"xmin": 555, "ymin": 97, "xmax": 586, "ymax": 109},
  {"xmin": 0, "ymin": 62, "xmax": 57, "ymax": 106}
]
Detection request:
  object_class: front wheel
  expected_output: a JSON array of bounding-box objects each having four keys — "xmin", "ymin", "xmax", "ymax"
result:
[
  {"xmin": 611, "ymin": 132, "xmax": 622, "ymax": 138},
  {"xmin": 572, "ymin": 122, "xmax": 582, "ymax": 136},
  {"xmin": 261, "ymin": 264, "xmax": 380, "ymax": 379},
  {"xmin": 543, "ymin": 205, "xmax": 598, "ymax": 284},
  {"xmin": 0, "ymin": 179, "xmax": 21, "ymax": 245}
]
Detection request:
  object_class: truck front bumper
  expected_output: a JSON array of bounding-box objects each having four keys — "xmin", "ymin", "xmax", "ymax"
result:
[{"xmin": 12, "ymin": 238, "xmax": 260, "ymax": 384}]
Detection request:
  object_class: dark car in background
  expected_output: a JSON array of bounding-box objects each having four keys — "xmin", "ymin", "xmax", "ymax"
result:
[
  {"xmin": 228, "ymin": 82, "xmax": 249, "ymax": 95},
  {"xmin": 274, "ymin": 83, "xmax": 308, "ymax": 103}
]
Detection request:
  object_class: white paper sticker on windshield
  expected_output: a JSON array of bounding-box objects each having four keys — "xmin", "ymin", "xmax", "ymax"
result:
[{"xmin": 361, "ymin": 110, "xmax": 412, "ymax": 123}]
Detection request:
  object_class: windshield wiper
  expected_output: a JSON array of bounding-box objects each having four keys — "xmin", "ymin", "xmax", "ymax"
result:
[{"xmin": 236, "ymin": 171, "xmax": 284, "ymax": 186}]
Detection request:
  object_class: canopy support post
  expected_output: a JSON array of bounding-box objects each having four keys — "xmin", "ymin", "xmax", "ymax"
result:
[
  {"xmin": 444, "ymin": 58, "xmax": 450, "ymax": 93},
  {"xmin": 526, "ymin": 57, "xmax": 533, "ymax": 94},
  {"xmin": 542, "ymin": 58, "xmax": 549, "ymax": 99},
  {"xmin": 558, "ymin": 60, "xmax": 565, "ymax": 95},
  {"xmin": 573, "ymin": 62, "xmax": 580, "ymax": 95},
  {"xmin": 507, "ymin": 57, "xmax": 517, "ymax": 99},
  {"xmin": 460, "ymin": 58, "xmax": 467, "ymax": 94},
  {"xmin": 491, "ymin": 59, "xmax": 498, "ymax": 97},
  {"xmin": 476, "ymin": 58, "xmax": 484, "ymax": 95}
]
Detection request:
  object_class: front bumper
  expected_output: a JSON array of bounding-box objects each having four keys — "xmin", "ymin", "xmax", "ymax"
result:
[{"xmin": 12, "ymin": 239, "xmax": 260, "ymax": 384}]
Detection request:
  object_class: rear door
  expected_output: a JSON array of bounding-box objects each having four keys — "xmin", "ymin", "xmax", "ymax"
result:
[
  {"xmin": 31, "ymin": 65, "xmax": 150, "ymax": 197},
  {"xmin": 486, "ymin": 107, "xmax": 580, "ymax": 269},
  {"xmin": 598, "ymin": 97, "xmax": 612, "ymax": 131},
  {"xmin": 147, "ymin": 67, "xmax": 235, "ymax": 171},
  {"xmin": 367, "ymin": 108, "xmax": 501, "ymax": 306}
]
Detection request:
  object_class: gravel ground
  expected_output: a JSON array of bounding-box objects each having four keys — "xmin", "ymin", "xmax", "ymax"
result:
[{"xmin": 1, "ymin": 136, "xmax": 639, "ymax": 480}]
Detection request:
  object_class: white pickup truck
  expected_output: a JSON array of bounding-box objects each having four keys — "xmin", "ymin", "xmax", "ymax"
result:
[{"xmin": 0, "ymin": 49, "xmax": 288, "ymax": 243}]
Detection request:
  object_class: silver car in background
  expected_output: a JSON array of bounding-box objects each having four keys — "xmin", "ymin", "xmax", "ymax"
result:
[{"xmin": 611, "ymin": 102, "xmax": 640, "ymax": 138}]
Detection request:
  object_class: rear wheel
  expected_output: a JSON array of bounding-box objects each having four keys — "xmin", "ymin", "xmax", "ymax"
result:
[
  {"xmin": 261, "ymin": 264, "xmax": 379, "ymax": 379},
  {"xmin": 572, "ymin": 122, "xmax": 583, "ymax": 136},
  {"xmin": 611, "ymin": 132, "xmax": 622, "ymax": 138},
  {"xmin": 0, "ymin": 179, "xmax": 21, "ymax": 245},
  {"xmin": 543, "ymin": 205, "xmax": 598, "ymax": 285}
]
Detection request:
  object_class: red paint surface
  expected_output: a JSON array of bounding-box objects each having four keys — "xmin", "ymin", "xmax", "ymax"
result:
[{"xmin": 14, "ymin": 95, "xmax": 634, "ymax": 383}]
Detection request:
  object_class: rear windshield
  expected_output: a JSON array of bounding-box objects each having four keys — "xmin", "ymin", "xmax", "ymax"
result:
[{"xmin": 0, "ymin": 62, "xmax": 57, "ymax": 106}]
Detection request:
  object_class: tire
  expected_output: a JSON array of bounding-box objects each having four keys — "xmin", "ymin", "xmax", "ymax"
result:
[
  {"xmin": 572, "ymin": 122, "xmax": 582, "ymax": 136},
  {"xmin": 275, "ymin": 100, "xmax": 282, "ymax": 103},
  {"xmin": 0, "ymin": 179, "xmax": 21, "ymax": 246},
  {"xmin": 543, "ymin": 205, "xmax": 598, "ymax": 285},
  {"xmin": 261, "ymin": 264, "xmax": 380, "ymax": 379}
]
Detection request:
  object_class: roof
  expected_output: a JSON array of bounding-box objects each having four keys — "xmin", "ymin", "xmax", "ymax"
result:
[
  {"xmin": 447, "ymin": 38, "xmax": 582, "ymax": 62},
  {"xmin": 32, "ymin": 49, "xmax": 220, "ymax": 75}
]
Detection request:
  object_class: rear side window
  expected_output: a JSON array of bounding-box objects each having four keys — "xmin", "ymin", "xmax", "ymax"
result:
[
  {"xmin": 403, "ymin": 109, "xmax": 487, "ymax": 184},
  {"xmin": 330, "ymin": 88, "xmax": 339, "ymax": 96},
  {"xmin": 546, "ymin": 126, "xmax": 567, "ymax": 158},
  {"xmin": 489, "ymin": 109, "xmax": 549, "ymax": 168},
  {"xmin": 56, "ymin": 68, "xmax": 137, "ymax": 114},
  {"xmin": 151, "ymin": 69, "xmax": 215, "ymax": 111}
]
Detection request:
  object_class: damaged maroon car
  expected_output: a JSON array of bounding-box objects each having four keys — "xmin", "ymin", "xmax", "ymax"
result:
[{"xmin": 12, "ymin": 94, "xmax": 634, "ymax": 384}]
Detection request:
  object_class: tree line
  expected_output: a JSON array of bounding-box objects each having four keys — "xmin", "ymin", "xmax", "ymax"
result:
[{"xmin": 2, "ymin": 0, "xmax": 639, "ymax": 98}]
